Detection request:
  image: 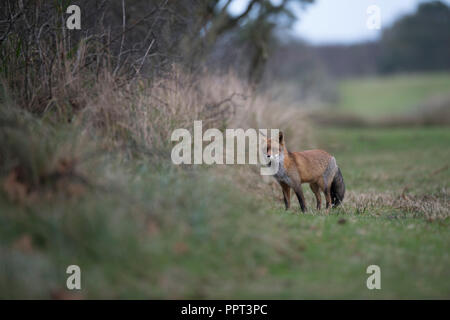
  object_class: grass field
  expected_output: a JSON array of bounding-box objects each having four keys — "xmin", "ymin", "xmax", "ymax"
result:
[
  {"xmin": 262, "ymin": 126, "xmax": 450, "ymax": 298},
  {"xmin": 336, "ymin": 72, "xmax": 450, "ymax": 118},
  {"xmin": 1, "ymin": 121, "xmax": 448, "ymax": 298},
  {"xmin": 1, "ymin": 2, "xmax": 448, "ymax": 300},
  {"xmin": 317, "ymin": 127, "xmax": 449, "ymax": 195}
]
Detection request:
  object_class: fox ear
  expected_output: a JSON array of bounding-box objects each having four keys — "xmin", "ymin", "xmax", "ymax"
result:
[{"xmin": 279, "ymin": 131, "xmax": 284, "ymax": 144}]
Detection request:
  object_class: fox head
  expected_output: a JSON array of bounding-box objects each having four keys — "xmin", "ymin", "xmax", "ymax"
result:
[{"xmin": 262, "ymin": 131, "xmax": 285, "ymax": 161}]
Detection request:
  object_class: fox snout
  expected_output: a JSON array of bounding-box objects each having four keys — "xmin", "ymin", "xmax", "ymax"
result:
[
  {"xmin": 265, "ymin": 153, "xmax": 278, "ymax": 161},
  {"xmin": 266, "ymin": 153, "xmax": 281, "ymax": 167}
]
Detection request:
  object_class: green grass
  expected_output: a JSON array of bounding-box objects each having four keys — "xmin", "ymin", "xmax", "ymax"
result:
[
  {"xmin": 336, "ymin": 72, "xmax": 450, "ymax": 118},
  {"xmin": 314, "ymin": 127, "xmax": 450, "ymax": 194},
  {"xmin": 256, "ymin": 210, "xmax": 449, "ymax": 299},
  {"xmin": 258, "ymin": 126, "xmax": 450, "ymax": 299},
  {"xmin": 0, "ymin": 109, "xmax": 449, "ymax": 298}
]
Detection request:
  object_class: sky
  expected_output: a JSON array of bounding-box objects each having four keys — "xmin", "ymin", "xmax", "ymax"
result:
[{"xmin": 228, "ymin": 0, "xmax": 450, "ymax": 45}]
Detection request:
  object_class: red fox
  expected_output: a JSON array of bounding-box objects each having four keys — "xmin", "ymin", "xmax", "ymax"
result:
[{"xmin": 263, "ymin": 132, "xmax": 345, "ymax": 212}]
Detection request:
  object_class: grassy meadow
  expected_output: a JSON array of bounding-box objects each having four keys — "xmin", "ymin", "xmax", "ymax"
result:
[
  {"xmin": 336, "ymin": 72, "xmax": 450, "ymax": 118},
  {"xmin": 261, "ymin": 126, "xmax": 449, "ymax": 299},
  {"xmin": 1, "ymin": 101, "xmax": 448, "ymax": 299},
  {"xmin": 1, "ymin": 124, "xmax": 448, "ymax": 299},
  {"xmin": 0, "ymin": 21, "xmax": 449, "ymax": 298}
]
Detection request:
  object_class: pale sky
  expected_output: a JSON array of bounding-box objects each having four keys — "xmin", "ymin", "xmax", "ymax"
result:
[{"xmin": 227, "ymin": 0, "xmax": 450, "ymax": 44}]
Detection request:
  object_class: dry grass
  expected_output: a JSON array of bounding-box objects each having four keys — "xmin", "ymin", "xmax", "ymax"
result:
[
  {"xmin": 2, "ymin": 9, "xmax": 312, "ymax": 206},
  {"xmin": 342, "ymin": 190, "xmax": 449, "ymax": 221},
  {"xmin": 82, "ymin": 67, "xmax": 246, "ymax": 152},
  {"xmin": 1, "ymin": 55, "xmax": 312, "ymax": 206}
]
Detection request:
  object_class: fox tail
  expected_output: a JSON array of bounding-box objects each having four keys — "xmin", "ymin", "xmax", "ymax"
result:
[{"xmin": 330, "ymin": 167, "xmax": 345, "ymax": 207}]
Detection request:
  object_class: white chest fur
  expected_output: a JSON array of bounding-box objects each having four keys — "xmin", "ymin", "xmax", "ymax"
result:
[{"xmin": 272, "ymin": 153, "xmax": 293, "ymax": 186}]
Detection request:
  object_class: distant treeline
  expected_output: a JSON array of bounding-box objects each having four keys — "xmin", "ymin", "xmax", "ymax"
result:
[{"xmin": 269, "ymin": 1, "xmax": 450, "ymax": 78}]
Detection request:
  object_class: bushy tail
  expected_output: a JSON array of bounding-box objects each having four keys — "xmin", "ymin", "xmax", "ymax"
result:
[{"xmin": 330, "ymin": 168, "xmax": 345, "ymax": 207}]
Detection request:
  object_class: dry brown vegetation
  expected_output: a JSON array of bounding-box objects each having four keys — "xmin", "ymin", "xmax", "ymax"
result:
[{"xmin": 343, "ymin": 190, "xmax": 449, "ymax": 221}]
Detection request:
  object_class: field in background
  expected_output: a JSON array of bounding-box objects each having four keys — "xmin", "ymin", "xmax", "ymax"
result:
[
  {"xmin": 317, "ymin": 127, "xmax": 449, "ymax": 195},
  {"xmin": 335, "ymin": 72, "xmax": 450, "ymax": 118}
]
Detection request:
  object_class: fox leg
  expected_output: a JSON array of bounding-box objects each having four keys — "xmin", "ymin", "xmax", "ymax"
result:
[
  {"xmin": 280, "ymin": 182, "xmax": 291, "ymax": 210},
  {"xmin": 293, "ymin": 184, "xmax": 307, "ymax": 213},
  {"xmin": 310, "ymin": 183, "xmax": 321, "ymax": 210},
  {"xmin": 325, "ymin": 189, "xmax": 332, "ymax": 209},
  {"xmin": 317, "ymin": 179, "xmax": 332, "ymax": 210}
]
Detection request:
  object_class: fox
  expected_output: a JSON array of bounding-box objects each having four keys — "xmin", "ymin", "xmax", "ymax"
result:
[{"xmin": 262, "ymin": 131, "xmax": 345, "ymax": 212}]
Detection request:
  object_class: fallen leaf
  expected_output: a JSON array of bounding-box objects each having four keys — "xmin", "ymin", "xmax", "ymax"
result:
[
  {"xmin": 146, "ymin": 220, "xmax": 160, "ymax": 236},
  {"xmin": 13, "ymin": 234, "xmax": 33, "ymax": 253},
  {"xmin": 173, "ymin": 242, "xmax": 189, "ymax": 255},
  {"xmin": 3, "ymin": 169, "xmax": 28, "ymax": 203}
]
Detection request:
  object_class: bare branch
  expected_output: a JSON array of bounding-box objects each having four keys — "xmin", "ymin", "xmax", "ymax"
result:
[{"xmin": 113, "ymin": 0, "xmax": 126, "ymax": 76}]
